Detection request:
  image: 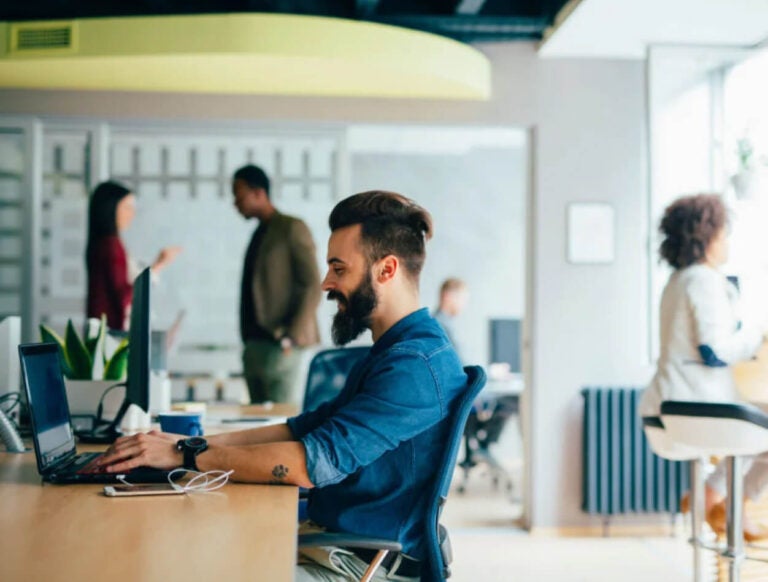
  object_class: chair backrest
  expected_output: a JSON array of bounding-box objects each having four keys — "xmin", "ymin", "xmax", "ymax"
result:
[
  {"xmin": 423, "ymin": 365, "xmax": 487, "ymax": 582},
  {"xmin": 302, "ymin": 346, "xmax": 371, "ymax": 412}
]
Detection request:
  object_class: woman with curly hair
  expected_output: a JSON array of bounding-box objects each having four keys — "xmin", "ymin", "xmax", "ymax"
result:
[{"xmin": 640, "ymin": 193, "xmax": 768, "ymax": 539}]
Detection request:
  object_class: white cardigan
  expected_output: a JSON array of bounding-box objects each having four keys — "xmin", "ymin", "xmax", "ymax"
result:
[{"xmin": 639, "ymin": 263, "xmax": 763, "ymax": 417}]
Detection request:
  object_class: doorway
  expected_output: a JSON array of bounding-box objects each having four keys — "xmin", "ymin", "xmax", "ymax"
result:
[{"xmin": 348, "ymin": 124, "xmax": 530, "ymax": 528}]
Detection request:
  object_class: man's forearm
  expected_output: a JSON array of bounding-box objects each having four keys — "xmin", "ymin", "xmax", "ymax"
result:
[
  {"xmin": 196, "ymin": 440, "xmax": 314, "ymax": 488},
  {"xmin": 205, "ymin": 422, "xmax": 295, "ymax": 447}
]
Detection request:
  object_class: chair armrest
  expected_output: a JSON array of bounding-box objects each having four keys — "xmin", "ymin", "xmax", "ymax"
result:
[{"xmin": 298, "ymin": 532, "xmax": 403, "ymax": 552}]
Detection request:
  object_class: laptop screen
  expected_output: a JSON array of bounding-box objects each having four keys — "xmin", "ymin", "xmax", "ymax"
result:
[{"xmin": 19, "ymin": 343, "xmax": 75, "ymax": 470}]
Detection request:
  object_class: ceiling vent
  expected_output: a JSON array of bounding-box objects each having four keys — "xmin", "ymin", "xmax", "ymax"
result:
[{"xmin": 10, "ymin": 21, "xmax": 77, "ymax": 54}]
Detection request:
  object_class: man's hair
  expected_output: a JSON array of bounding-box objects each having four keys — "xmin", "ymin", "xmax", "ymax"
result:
[
  {"xmin": 440, "ymin": 278, "xmax": 466, "ymax": 296},
  {"xmin": 233, "ymin": 164, "xmax": 271, "ymax": 198},
  {"xmin": 659, "ymin": 193, "xmax": 727, "ymax": 269},
  {"xmin": 329, "ymin": 191, "xmax": 433, "ymax": 281}
]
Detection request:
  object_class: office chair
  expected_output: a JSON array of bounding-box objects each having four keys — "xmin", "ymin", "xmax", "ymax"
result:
[
  {"xmin": 457, "ymin": 391, "xmax": 518, "ymax": 496},
  {"xmin": 299, "ymin": 365, "xmax": 487, "ymax": 582},
  {"xmin": 302, "ymin": 346, "xmax": 371, "ymax": 412},
  {"xmin": 299, "ymin": 346, "xmax": 371, "ymax": 516}
]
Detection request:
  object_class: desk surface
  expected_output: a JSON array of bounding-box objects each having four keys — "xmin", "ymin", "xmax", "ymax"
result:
[{"xmin": 0, "ymin": 448, "xmax": 298, "ymax": 582}]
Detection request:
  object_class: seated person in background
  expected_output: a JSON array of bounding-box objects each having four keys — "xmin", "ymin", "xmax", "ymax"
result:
[
  {"xmin": 86, "ymin": 181, "xmax": 181, "ymax": 330},
  {"xmin": 639, "ymin": 193, "xmax": 768, "ymax": 540},
  {"xmin": 432, "ymin": 277, "xmax": 468, "ymax": 361},
  {"xmin": 96, "ymin": 190, "xmax": 467, "ymax": 581}
]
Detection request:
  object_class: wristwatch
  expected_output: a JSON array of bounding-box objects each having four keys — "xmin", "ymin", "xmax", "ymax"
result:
[{"xmin": 176, "ymin": 436, "xmax": 208, "ymax": 471}]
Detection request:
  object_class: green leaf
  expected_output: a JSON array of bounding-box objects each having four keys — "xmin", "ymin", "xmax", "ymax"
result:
[
  {"xmin": 85, "ymin": 337, "xmax": 99, "ymax": 356},
  {"xmin": 90, "ymin": 315, "xmax": 107, "ymax": 379},
  {"xmin": 65, "ymin": 320, "xmax": 93, "ymax": 380},
  {"xmin": 39, "ymin": 323, "xmax": 73, "ymax": 379},
  {"xmin": 104, "ymin": 339, "xmax": 129, "ymax": 381}
]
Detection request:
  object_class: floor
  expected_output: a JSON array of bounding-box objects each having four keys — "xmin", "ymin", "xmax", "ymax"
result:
[{"xmin": 440, "ymin": 417, "xmax": 700, "ymax": 582}]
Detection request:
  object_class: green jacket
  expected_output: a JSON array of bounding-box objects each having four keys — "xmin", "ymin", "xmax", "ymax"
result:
[{"xmin": 247, "ymin": 212, "xmax": 321, "ymax": 347}]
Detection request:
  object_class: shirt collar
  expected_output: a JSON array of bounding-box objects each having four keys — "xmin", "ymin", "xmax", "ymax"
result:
[{"xmin": 371, "ymin": 308, "xmax": 430, "ymax": 355}]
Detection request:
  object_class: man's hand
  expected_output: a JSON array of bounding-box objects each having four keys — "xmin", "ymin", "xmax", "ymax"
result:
[{"xmin": 95, "ymin": 431, "xmax": 184, "ymax": 473}]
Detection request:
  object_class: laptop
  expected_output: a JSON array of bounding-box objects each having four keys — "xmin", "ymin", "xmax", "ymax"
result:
[{"xmin": 19, "ymin": 342, "xmax": 172, "ymax": 484}]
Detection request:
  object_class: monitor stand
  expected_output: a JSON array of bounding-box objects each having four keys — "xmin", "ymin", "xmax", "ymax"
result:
[{"xmin": 75, "ymin": 398, "xmax": 132, "ymax": 444}]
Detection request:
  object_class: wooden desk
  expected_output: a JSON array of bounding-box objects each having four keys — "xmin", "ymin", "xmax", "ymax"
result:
[{"xmin": 0, "ymin": 449, "xmax": 298, "ymax": 582}]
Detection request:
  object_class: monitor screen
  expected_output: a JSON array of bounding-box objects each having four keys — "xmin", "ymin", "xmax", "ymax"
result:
[
  {"xmin": 489, "ymin": 318, "xmax": 522, "ymax": 373},
  {"xmin": 126, "ymin": 268, "xmax": 151, "ymax": 412}
]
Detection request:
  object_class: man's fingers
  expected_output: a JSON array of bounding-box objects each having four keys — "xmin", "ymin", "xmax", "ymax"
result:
[
  {"xmin": 104, "ymin": 457, "xmax": 141, "ymax": 474},
  {"xmin": 101, "ymin": 441, "xmax": 148, "ymax": 467}
]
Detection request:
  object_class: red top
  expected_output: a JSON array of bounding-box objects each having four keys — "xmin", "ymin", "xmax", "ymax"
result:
[{"xmin": 86, "ymin": 235, "xmax": 132, "ymax": 330}]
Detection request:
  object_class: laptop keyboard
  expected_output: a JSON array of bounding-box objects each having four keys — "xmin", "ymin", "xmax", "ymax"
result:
[{"xmin": 70, "ymin": 452, "xmax": 106, "ymax": 474}]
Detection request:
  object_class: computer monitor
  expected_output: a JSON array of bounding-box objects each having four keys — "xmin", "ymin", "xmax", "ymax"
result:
[
  {"xmin": 489, "ymin": 318, "xmax": 522, "ymax": 374},
  {"xmin": 77, "ymin": 268, "xmax": 151, "ymax": 443},
  {"xmin": 126, "ymin": 267, "xmax": 151, "ymax": 412}
]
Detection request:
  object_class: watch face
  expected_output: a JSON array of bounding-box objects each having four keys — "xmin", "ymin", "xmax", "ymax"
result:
[{"xmin": 185, "ymin": 437, "xmax": 207, "ymax": 449}]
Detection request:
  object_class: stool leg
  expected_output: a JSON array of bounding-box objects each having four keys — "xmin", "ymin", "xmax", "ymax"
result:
[
  {"xmin": 725, "ymin": 456, "xmax": 745, "ymax": 582},
  {"xmin": 690, "ymin": 459, "xmax": 705, "ymax": 582}
]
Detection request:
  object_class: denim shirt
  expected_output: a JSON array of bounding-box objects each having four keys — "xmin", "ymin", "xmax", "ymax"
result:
[{"xmin": 287, "ymin": 308, "xmax": 467, "ymax": 560}]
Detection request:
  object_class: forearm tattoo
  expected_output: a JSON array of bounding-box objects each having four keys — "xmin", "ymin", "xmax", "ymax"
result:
[{"xmin": 271, "ymin": 464, "xmax": 289, "ymax": 484}]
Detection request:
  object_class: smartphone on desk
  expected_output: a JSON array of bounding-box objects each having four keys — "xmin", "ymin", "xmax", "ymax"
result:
[{"xmin": 104, "ymin": 484, "xmax": 185, "ymax": 497}]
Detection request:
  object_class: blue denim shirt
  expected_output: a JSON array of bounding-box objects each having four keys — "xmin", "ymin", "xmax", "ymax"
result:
[{"xmin": 287, "ymin": 308, "xmax": 467, "ymax": 560}]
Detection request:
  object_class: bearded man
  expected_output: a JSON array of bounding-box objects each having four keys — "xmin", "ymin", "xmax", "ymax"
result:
[{"xmin": 96, "ymin": 191, "xmax": 467, "ymax": 582}]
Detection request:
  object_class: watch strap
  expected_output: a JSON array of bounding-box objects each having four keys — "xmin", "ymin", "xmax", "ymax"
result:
[{"xmin": 176, "ymin": 438, "xmax": 207, "ymax": 471}]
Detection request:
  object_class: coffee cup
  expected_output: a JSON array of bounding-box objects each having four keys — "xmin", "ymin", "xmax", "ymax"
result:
[{"xmin": 158, "ymin": 412, "xmax": 203, "ymax": 436}]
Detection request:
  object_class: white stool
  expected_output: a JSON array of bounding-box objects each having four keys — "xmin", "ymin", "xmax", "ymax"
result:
[
  {"xmin": 660, "ymin": 401, "xmax": 768, "ymax": 582},
  {"xmin": 642, "ymin": 416, "xmax": 707, "ymax": 582}
]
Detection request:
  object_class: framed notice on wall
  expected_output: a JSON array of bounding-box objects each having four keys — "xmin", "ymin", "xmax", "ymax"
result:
[{"xmin": 567, "ymin": 202, "xmax": 615, "ymax": 264}]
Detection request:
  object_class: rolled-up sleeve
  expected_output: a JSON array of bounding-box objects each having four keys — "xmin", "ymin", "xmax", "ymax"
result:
[
  {"xmin": 287, "ymin": 399, "xmax": 336, "ymax": 440},
  {"xmin": 299, "ymin": 349, "xmax": 445, "ymax": 488}
]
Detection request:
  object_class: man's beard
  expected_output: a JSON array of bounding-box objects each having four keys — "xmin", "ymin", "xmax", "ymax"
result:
[{"xmin": 327, "ymin": 273, "xmax": 378, "ymax": 346}]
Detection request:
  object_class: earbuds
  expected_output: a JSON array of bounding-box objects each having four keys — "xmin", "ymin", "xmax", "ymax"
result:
[{"xmin": 116, "ymin": 468, "xmax": 234, "ymax": 492}]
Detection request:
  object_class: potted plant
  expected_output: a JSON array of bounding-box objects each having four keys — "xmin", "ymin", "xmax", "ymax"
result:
[
  {"xmin": 731, "ymin": 136, "xmax": 767, "ymax": 200},
  {"xmin": 39, "ymin": 315, "xmax": 129, "ymax": 417}
]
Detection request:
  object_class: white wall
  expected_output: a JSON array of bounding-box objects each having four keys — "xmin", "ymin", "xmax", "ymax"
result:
[{"xmin": 0, "ymin": 42, "xmax": 651, "ymax": 528}]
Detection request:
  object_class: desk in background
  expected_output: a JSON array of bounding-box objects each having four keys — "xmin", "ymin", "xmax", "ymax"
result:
[{"xmin": 0, "ymin": 446, "xmax": 298, "ymax": 581}]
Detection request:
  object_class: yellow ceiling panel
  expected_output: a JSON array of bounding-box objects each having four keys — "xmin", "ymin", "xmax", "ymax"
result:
[{"xmin": 0, "ymin": 14, "xmax": 491, "ymax": 100}]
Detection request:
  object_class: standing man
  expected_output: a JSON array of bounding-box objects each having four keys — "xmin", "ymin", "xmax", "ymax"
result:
[
  {"xmin": 433, "ymin": 277, "xmax": 468, "ymax": 361},
  {"xmin": 97, "ymin": 190, "xmax": 467, "ymax": 581},
  {"xmin": 232, "ymin": 164, "xmax": 321, "ymax": 404}
]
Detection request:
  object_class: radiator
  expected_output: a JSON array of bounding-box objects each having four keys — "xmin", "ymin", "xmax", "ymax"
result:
[{"xmin": 582, "ymin": 387, "xmax": 689, "ymax": 516}]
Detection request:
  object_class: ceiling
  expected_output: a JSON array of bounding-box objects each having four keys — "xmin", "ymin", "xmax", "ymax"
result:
[
  {"xmin": 541, "ymin": 0, "xmax": 768, "ymax": 59},
  {"xmin": 0, "ymin": 0, "xmax": 570, "ymax": 44}
]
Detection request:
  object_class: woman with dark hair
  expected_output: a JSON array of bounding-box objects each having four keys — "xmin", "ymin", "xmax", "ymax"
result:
[
  {"xmin": 86, "ymin": 181, "xmax": 181, "ymax": 330},
  {"xmin": 640, "ymin": 193, "xmax": 768, "ymax": 539}
]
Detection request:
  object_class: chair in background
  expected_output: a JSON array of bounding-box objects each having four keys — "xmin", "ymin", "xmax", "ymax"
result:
[
  {"xmin": 299, "ymin": 365, "xmax": 487, "ymax": 582},
  {"xmin": 456, "ymin": 390, "xmax": 518, "ymax": 496},
  {"xmin": 302, "ymin": 346, "xmax": 371, "ymax": 413},
  {"xmin": 298, "ymin": 346, "xmax": 371, "ymax": 518}
]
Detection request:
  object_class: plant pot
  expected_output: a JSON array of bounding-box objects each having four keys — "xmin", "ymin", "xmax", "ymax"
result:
[
  {"xmin": 65, "ymin": 379, "xmax": 124, "ymax": 419},
  {"xmin": 732, "ymin": 169, "xmax": 759, "ymax": 200}
]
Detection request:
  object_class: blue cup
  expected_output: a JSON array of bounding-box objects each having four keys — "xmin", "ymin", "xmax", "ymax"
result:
[{"xmin": 159, "ymin": 412, "xmax": 204, "ymax": 436}]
